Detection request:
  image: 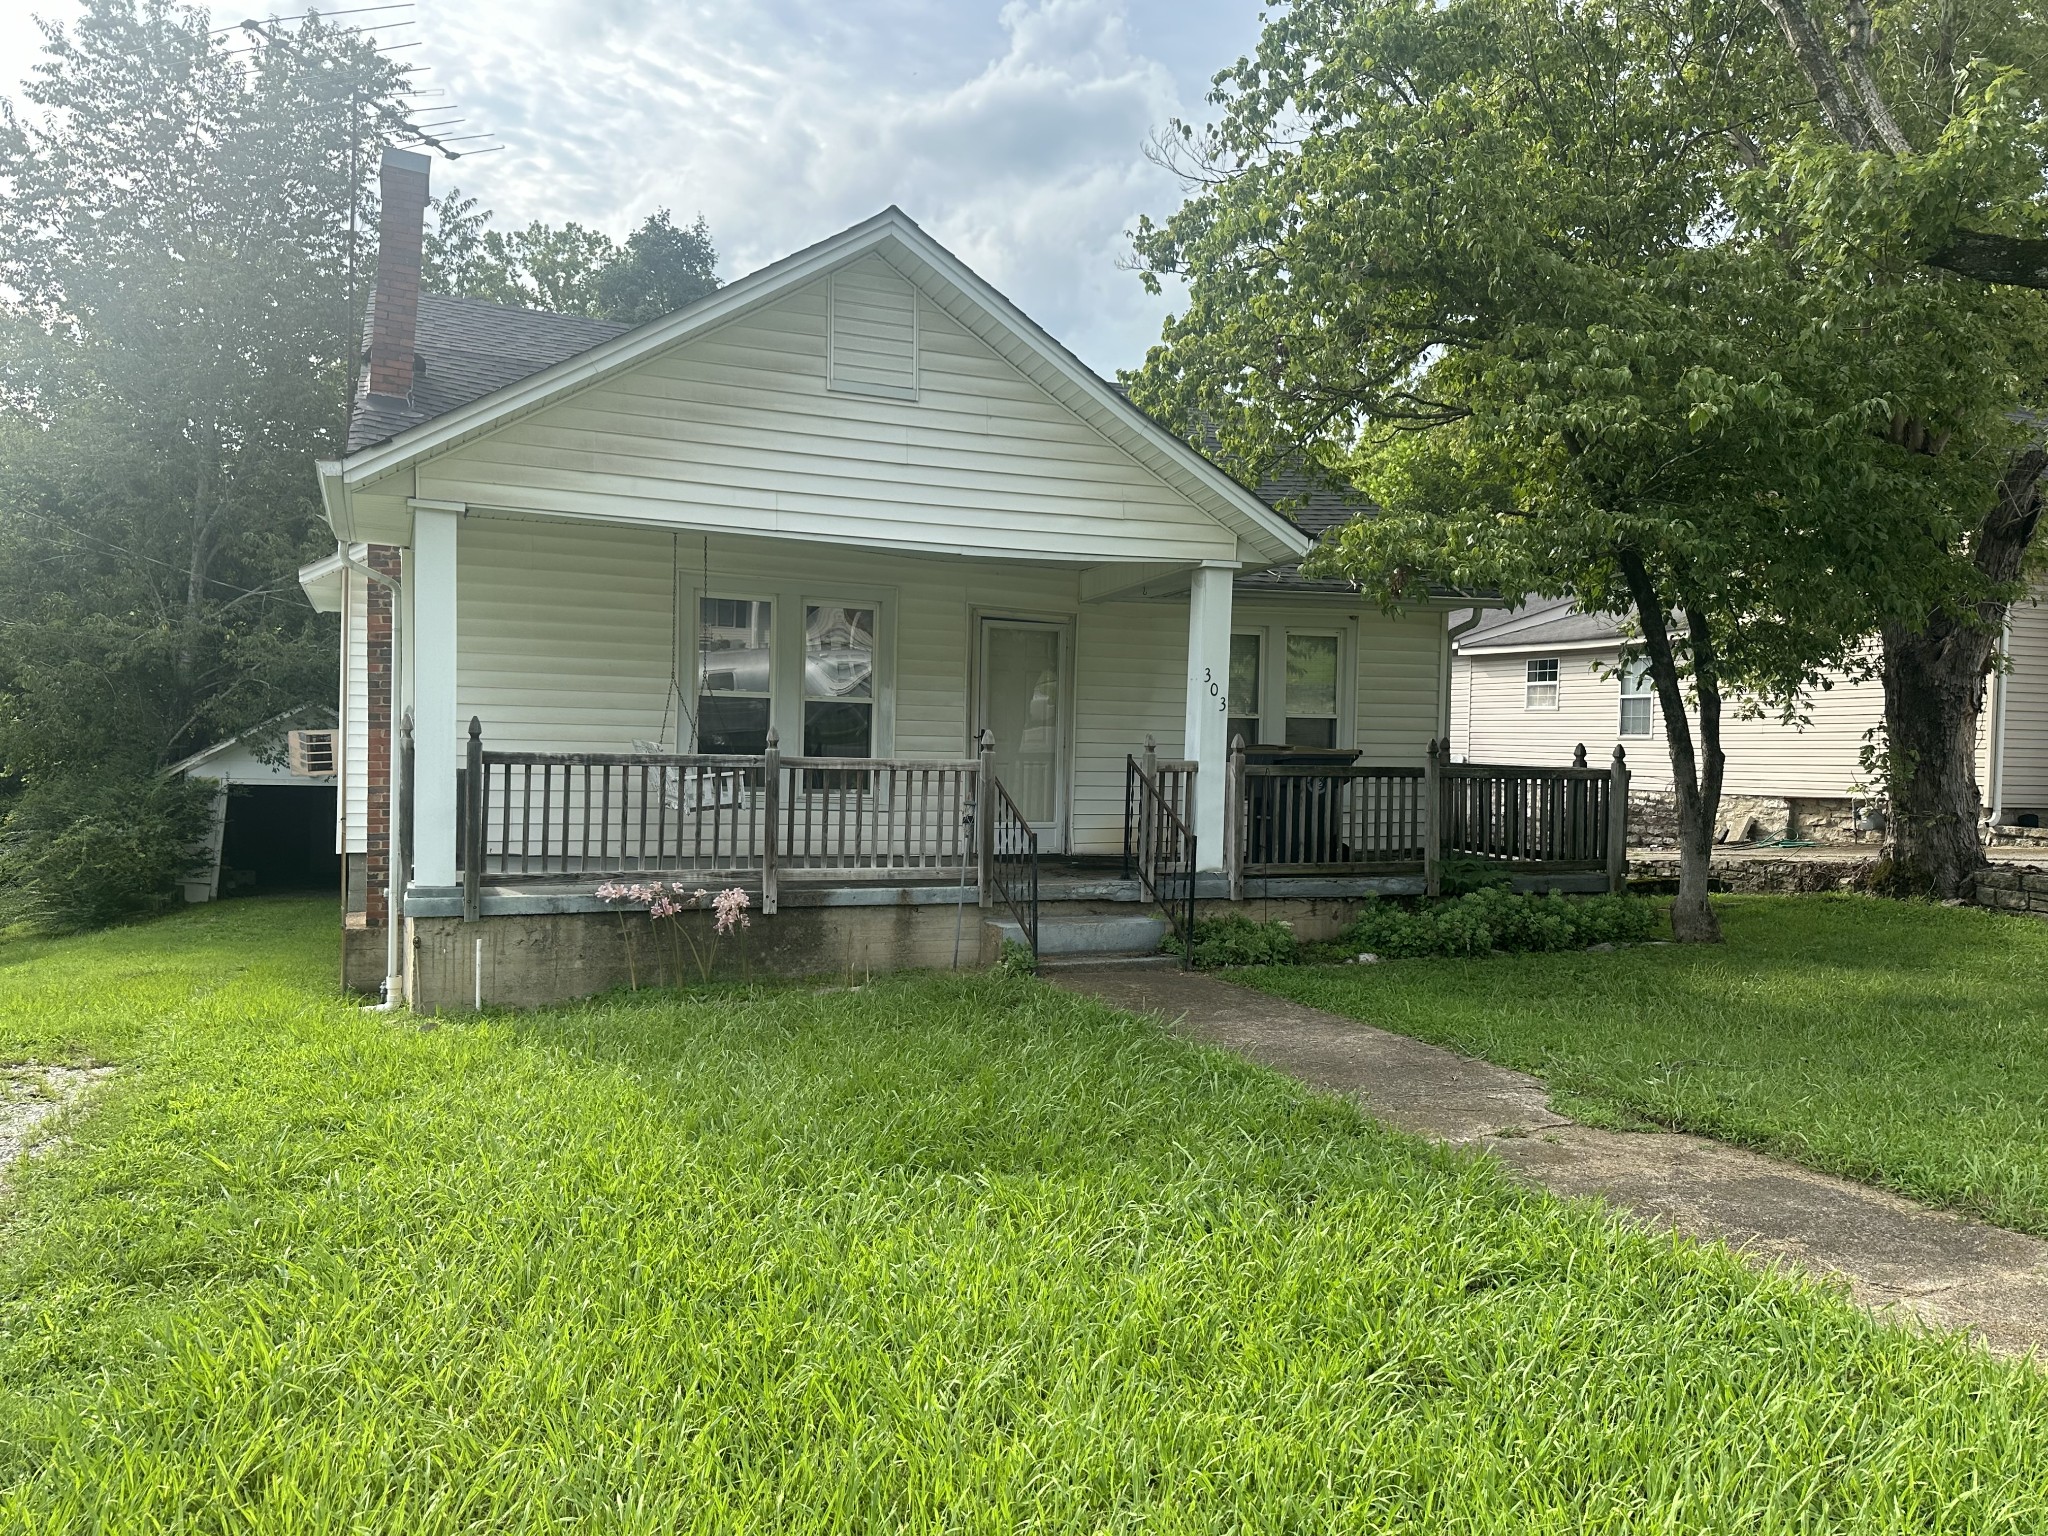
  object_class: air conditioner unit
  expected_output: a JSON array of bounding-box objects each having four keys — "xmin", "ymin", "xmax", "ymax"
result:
[{"xmin": 287, "ymin": 729, "xmax": 338, "ymax": 777}]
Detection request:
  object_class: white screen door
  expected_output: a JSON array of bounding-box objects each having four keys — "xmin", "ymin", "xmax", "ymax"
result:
[{"xmin": 978, "ymin": 619, "xmax": 1068, "ymax": 851}]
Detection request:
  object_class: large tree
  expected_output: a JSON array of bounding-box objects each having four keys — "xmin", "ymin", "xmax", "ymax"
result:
[
  {"xmin": 1130, "ymin": 0, "xmax": 2027, "ymax": 940},
  {"xmin": 0, "ymin": 0, "xmax": 410, "ymax": 924},
  {"xmin": 425, "ymin": 194, "xmax": 720, "ymax": 322},
  {"xmin": 1753, "ymin": 0, "xmax": 2048, "ymax": 896}
]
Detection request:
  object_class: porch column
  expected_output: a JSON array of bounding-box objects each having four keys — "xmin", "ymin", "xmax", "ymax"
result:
[
  {"xmin": 1184, "ymin": 561, "xmax": 1236, "ymax": 871},
  {"xmin": 410, "ymin": 505, "xmax": 460, "ymax": 888}
]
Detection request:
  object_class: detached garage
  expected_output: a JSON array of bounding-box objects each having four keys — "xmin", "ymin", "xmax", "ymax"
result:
[{"xmin": 172, "ymin": 722, "xmax": 340, "ymax": 902}]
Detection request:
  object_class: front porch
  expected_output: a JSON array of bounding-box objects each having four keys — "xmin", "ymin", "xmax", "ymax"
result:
[{"xmin": 373, "ymin": 713, "xmax": 1630, "ymax": 1007}]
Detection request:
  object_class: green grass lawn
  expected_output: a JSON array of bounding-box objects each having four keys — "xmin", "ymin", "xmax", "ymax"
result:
[
  {"xmin": 1245, "ymin": 894, "xmax": 2048, "ymax": 1236},
  {"xmin": 2, "ymin": 898, "xmax": 2048, "ymax": 1530}
]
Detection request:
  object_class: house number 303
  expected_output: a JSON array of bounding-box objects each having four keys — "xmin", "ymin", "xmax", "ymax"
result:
[{"xmin": 1204, "ymin": 666, "xmax": 1227, "ymax": 712}]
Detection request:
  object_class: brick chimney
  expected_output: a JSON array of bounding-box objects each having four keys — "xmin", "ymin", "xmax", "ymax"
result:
[{"xmin": 366, "ymin": 146, "xmax": 432, "ymax": 400}]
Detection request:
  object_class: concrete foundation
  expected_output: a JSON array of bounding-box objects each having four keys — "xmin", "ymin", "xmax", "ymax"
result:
[
  {"xmin": 342, "ymin": 918, "xmax": 388, "ymax": 995},
  {"xmin": 394, "ymin": 889, "xmax": 1436, "ymax": 1012}
]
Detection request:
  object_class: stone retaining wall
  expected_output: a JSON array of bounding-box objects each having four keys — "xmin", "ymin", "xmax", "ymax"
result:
[
  {"xmin": 1970, "ymin": 866, "xmax": 2048, "ymax": 916},
  {"xmin": 1628, "ymin": 855, "xmax": 1874, "ymax": 894}
]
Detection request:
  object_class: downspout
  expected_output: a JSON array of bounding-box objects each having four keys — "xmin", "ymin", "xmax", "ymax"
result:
[
  {"xmin": 1988, "ymin": 614, "xmax": 2013, "ymax": 827},
  {"xmin": 1441, "ymin": 607, "xmax": 1485, "ymax": 749},
  {"xmin": 342, "ymin": 549, "xmax": 406, "ymax": 1010}
]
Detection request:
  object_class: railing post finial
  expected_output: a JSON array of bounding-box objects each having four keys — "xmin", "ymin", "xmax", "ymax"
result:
[
  {"xmin": 1612, "ymin": 743, "xmax": 1627, "ymax": 765},
  {"xmin": 1572, "ymin": 742, "xmax": 1587, "ymax": 768},
  {"xmin": 765, "ymin": 724, "xmax": 779, "ymax": 748},
  {"xmin": 469, "ymin": 716, "xmax": 482, "ymax": 741}
]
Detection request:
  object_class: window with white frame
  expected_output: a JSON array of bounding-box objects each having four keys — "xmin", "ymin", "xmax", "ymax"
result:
[
  {"xmin": 1228, "ymin": 633, "xmax": 1262, "ymax": 747},
  {"xmin": 1525, "ymin": 657, "xmax": 1560, "ymax": 711},
  {"xmin": 697, "ymin": 597, "xmax": 773, "ymax": 753},
  {"xmin": 1285, "ymin": 632, "xmax": 1341, "ymax": 748},
  {"xmin": 804, "ymin": 603, "xmax": 877, "ymax": 779},
  {"xmin": 1618, "ymin": 658, "xmax": 1653, "ymax": 737}
]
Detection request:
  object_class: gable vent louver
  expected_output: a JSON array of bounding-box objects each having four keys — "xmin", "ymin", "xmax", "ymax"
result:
[{"xmin": 828, "ymin": 261, "xmax": 918, "ymax": 401}]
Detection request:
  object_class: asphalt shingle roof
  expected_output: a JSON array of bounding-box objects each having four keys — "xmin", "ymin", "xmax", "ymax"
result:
[
  {"xmin": 1458, "ymin": 596, "xmax": 1624, "ymax": 651},
  {"xmin": 346, "ymin": 293, "xmax": 632, "ymax": 454}
]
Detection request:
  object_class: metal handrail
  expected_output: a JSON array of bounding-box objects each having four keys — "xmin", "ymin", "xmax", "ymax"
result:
[
  {"xmin": 1126, "ymin": 755, "xmax": 1198, "ymax": 968},
  {"xmin": 987, "ymin": 776, "xmax": 1039, "ymax": 965}
]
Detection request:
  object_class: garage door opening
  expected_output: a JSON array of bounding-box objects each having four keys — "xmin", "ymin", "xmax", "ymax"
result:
[{"xmin": 218, "ymin": 784, "xmax": 340, "ymax": 897}]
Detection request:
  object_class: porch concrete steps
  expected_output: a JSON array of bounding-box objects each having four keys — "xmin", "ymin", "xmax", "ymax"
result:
[{"xmin": 987, "ymin": 913, "xmax": 1169, "ymax": 960}]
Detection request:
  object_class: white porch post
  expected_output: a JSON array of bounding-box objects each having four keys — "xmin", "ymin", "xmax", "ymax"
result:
[
  {"xmin": 410, "ymin": 505, "xmax": 460, "ymax": 888},
  {"xmin": 1184, "ymin": 561, "xmax": 1236, "ymax": 871}
]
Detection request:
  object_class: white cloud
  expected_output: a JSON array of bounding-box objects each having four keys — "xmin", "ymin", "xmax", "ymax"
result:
[{"xmin": 4, "ymin": 0, "xmax": 1258, "ymax": 371}]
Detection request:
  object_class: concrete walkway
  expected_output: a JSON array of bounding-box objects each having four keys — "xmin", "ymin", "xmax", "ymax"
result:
[{"xmin": 1051, "ymin": 962, "xmax": 2048, "ymax": 1360}]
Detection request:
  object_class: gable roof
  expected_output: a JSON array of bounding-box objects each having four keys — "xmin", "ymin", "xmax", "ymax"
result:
[
  {"xmin": 328, "ymin": 207, "xmax": 1310, "ymax": 568},
  {"xmin": 1458, "ymin": 596, "xmax": 1624, "ymax": 652}
]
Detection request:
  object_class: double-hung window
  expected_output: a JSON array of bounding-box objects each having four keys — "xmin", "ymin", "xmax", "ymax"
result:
[
  {"xmin": 1525, "ymin": 657, "xmax": 1560, "ymax": 711},
  {"xmin": 1618, "ymin": 658, "xmax": 1653, "ymax": 737},
  {"xmin": 1285, "ymin": 633, "xmax": 1341, "ymax": 747},
  {"xmin": 803, "ymin": 603, "xmax": 876, "ymax": 787},
  {"xmin": 1228, "ymin": 633, "xmax": 1262, "ymax": 747},
  {"xmin": 697, "ymin": 597, "xmax": 773, "ymax": 753}
]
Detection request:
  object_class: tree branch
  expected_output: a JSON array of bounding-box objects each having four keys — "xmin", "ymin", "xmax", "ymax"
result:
[
  {"xmin": 1841, "ymin": 0, "xmax": 1914, "ymax": 154},
  {"xmin": 1924, "ymin": 231, "xmax": 2048, "ymax": 289},
  {"xmin": 1757, "ymin": 0, "xmax": 1874, "ymax": 150}
]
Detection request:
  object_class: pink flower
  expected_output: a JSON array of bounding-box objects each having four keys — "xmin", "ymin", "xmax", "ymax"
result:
[{"xmin": 712, "ymin": 886, "xmax": 751, "ymax": 936}]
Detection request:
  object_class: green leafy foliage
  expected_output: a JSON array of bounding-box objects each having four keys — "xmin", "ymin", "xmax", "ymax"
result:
[
  {"xmin": 1128, "ymin": 0, "xmax": 2048, "ymax": 939},
  {"xmin": 1345, "ymin": 891, "xmax": 1662, "ymax": 960},
  {"xmin": 0, "ymin": 774, "xmax": 213, "ymax": 932},
  {"xmin": 1166, "ymin": 912, "xmax": 1301, "ymax": 967},
  {"xmin": 0, "ymin": 1, "xmax": 409, "ymax": 919},
  {"xmin": 425, "ymin": 194, "xmax": 719, "ymax": 323}
]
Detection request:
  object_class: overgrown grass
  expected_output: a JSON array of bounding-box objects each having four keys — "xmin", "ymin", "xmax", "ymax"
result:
[
  {"xmin": 2, "ymin": 897, "xmax": 2047, "ymax": 1529},
  {"xmin": 1245, "ymin": 894, "xmax": 2048, "ymax": 1236}
]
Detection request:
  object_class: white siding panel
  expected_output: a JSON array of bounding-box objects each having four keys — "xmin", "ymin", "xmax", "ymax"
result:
[
  {"xmin": 1074, "ymin": 602, "xmax": 1186, "ymax": 850},
  {"xmin": 412, "ymin": 279, "xmax": 1239, "ymax": 565},
  {"xmin": 1454, "ymin": 647, "xmax": 1883, "ymax": 797},
  {"xmin": 458, "ymin": 520, "xmax": 678, "ymax": 753},
  {"xmin": 1356, "ymin": 610, "xmax": 1443, "ymax": 765},
  {"xmin": 1998, "ymin": 594, "xmax": 2048, "ymax": 809}
]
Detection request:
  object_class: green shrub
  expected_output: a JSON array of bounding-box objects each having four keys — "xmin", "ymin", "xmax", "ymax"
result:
[
  {"xmin": 0, "ymin": 773, "xmax": 214, "ymax": 932},
  {"xmin": 1166, "ymin": 913, "xmax": 1301, "ymax": 967},
  {"xmin": 996, "ymin": 937, "xmax": 1038, "ymax": 976},
  {"xmin": 1344, "ymin": 889, "xmax": 1660, "ymax": 960}
]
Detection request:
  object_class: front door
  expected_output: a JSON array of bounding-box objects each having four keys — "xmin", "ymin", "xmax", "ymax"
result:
[{"xmin": 978, "ymin": 618, "xmax": 1069, "ymax": 853}]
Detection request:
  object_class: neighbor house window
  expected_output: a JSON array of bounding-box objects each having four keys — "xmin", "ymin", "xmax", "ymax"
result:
[
  {"xmin": 697, "ymin": 597, "xmax": 773, "ymax": 753},
  {"xmin": 1284, "ymin": 633, "xmax": 1341, "ymax": 748},
  {"xmin": 804, "ymin": 604, "xmax": 876, "ymax": 786},
  {"xmin": 1619, "ymin": 659, "xmax": 1653, "ymax": 737},
  {"xmin": 1525, "ymin": 657, "xmax": 1560, "ymax": 711},
  {"xmin": 1228, "ymin": 633, "xmax": 1262, "ymax": 747}
]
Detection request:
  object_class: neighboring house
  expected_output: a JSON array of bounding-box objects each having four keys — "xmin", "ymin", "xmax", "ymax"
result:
[
  {"xmin": 171, "ymin": 716, "xmax": 340, "ymax": 903},
  {"xmin": 1449, "ymin": 595, "xmax": 2048, "ymax": 842},
  {"xmin": 302, "ymin": 149, "xmax": 1524, "ymax": 1008}
]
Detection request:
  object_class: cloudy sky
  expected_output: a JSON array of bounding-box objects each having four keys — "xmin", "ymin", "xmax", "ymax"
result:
[{"xmin": 3, "ymin": 0, "xmax": 1268, "ymax": 372}]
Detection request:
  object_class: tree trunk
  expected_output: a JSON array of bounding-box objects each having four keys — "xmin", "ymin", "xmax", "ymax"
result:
[
  {"xmin": 1618, "ymin": 548, "xmax": 1725, "ymax": 943},
  {"xmin": 1880, "ymin": 448, "xmax": 2047, "ymax": 896}
]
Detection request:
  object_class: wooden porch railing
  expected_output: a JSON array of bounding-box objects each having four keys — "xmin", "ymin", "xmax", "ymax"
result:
[
  {"xmin": 1221, "ymin": 736, "xmax": 1629, "ymax": 897},
  {"xmin": 458, "ymin": 719, "xmax": 980, "ymax": 919}
]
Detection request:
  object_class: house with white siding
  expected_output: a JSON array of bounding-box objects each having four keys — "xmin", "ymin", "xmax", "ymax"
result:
[
  {"xmin": 303, "ymin": 149, "xmax": 1574, "ymax": 1008},
  {"xmin": 1450, "ymin": 595, "xmax": 2048, "ymax": 844}
]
